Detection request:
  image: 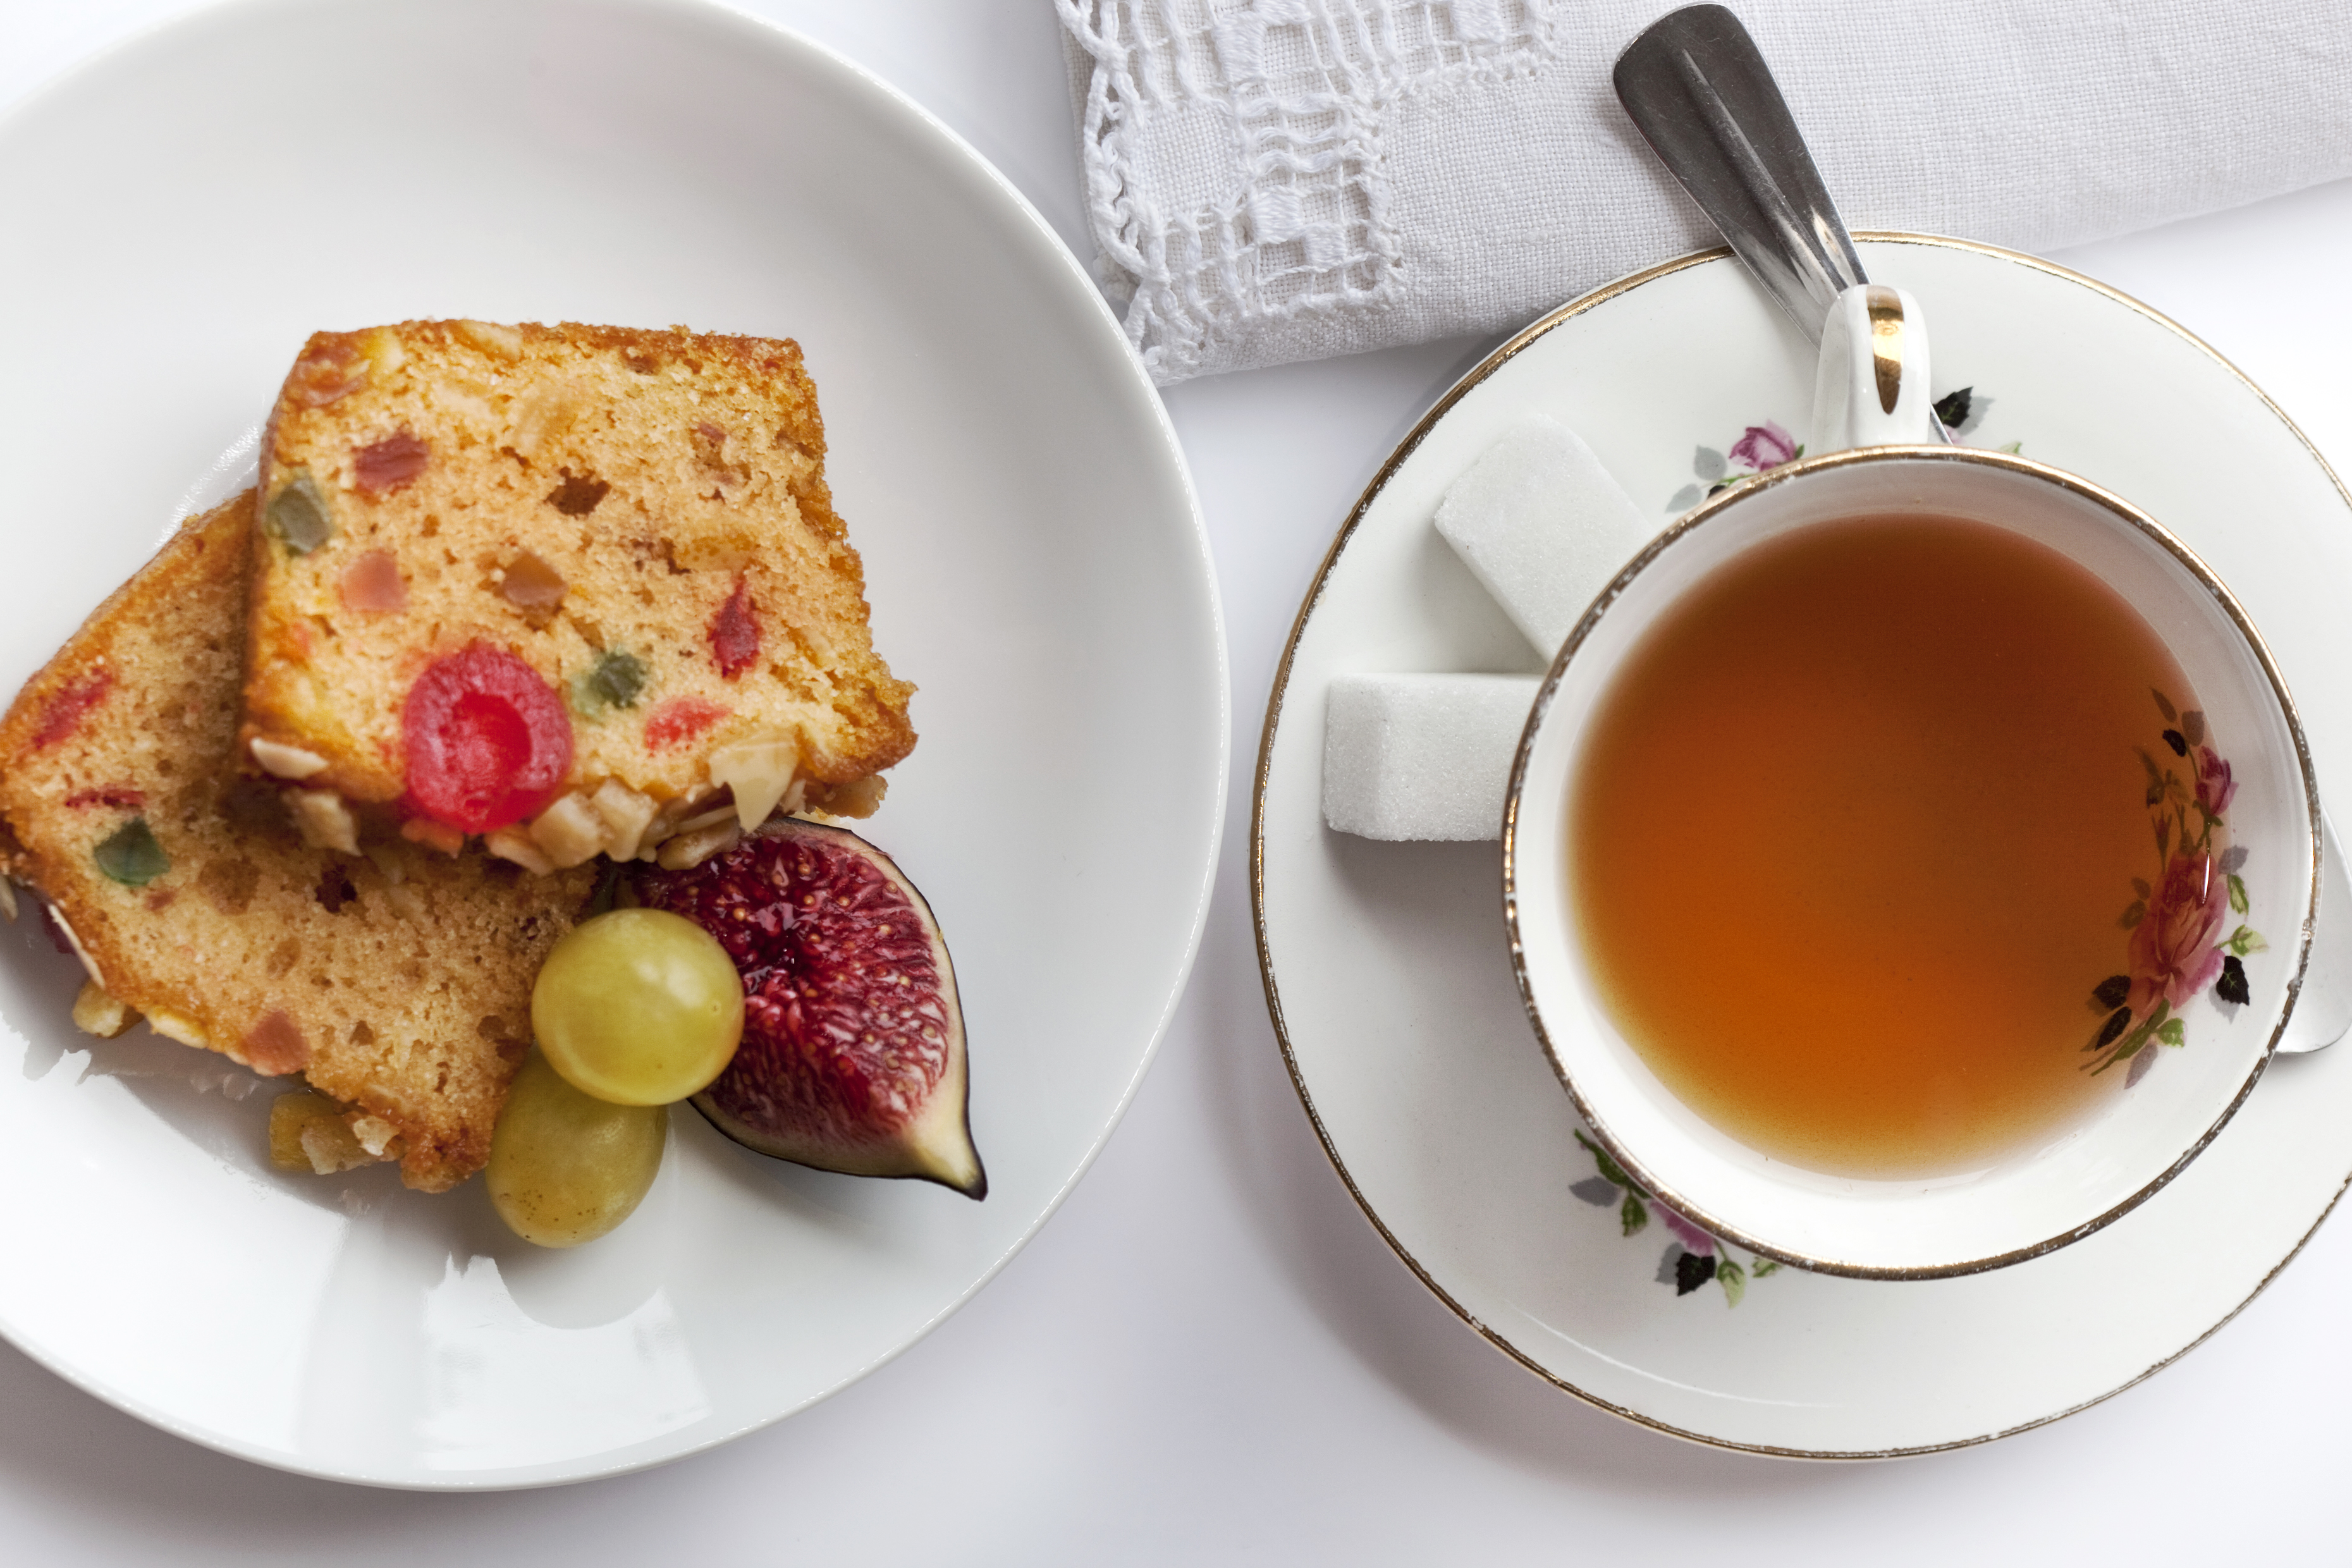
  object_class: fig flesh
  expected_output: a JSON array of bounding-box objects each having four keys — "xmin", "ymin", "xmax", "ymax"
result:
[{"xmin": 632, "ymin": 819, "xmax": 983, "ymax": 1198}]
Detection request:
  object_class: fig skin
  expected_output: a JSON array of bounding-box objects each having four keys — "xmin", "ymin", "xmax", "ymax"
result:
[{"xmin": 632, "ymin": 818, "xmax": 984, "ymax": 1199}]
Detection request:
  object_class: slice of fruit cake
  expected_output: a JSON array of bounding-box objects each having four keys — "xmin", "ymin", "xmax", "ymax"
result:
[
  {"xmin": 240, "ymin": 321, "xmax": 917, "ymax": 874},
  {"xmin": 0, "ymin": 492, "xmax": 594, "ymax": 1191}
]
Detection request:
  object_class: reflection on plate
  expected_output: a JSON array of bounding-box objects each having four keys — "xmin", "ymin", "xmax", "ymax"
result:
[
  {"xmin": 1254, "ymin": 236, "xmax": 2352, "ymax": 1456},
  {"xmin": 0, "ymin": 0, "xmax": 1223, "ymax": 1488}
]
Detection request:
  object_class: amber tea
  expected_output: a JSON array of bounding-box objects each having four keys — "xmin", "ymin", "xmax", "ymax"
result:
[{"xmin": 1569, "ymin": 513, "xmax": 2227, "ymax": 1178}]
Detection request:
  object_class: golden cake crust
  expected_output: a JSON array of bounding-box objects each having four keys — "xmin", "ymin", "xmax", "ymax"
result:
[
  {"xmin": 241, "ymin": 321, "xmax": 916, "ymax": 867},
  {"xmin": 0, "ymin": 493, "xmax": 594, "ymax": 1191}
]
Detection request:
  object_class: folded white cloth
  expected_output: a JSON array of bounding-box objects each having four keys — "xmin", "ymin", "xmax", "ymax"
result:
[{"xmin": 1057, "ymin": 0, "xmax": 2352, "ymax": 384}]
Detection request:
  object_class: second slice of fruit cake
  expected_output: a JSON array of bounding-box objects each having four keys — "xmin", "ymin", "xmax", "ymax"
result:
[
  {"xmin": 0, "ymin": 493, "xmax": 594, "ymax": 1191},
  {"xmin": 242, "ymin": 321, "xmax": 917, "ymax": 872}
]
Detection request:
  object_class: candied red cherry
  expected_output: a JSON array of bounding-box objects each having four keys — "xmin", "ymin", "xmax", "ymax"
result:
[{"xmin": 402, "ymin": 642, "xmax": 573, "ymax": 833}]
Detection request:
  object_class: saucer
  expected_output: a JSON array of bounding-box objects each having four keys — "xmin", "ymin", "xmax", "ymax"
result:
[{"xmin": 1252, "ymin": 235, "xmax": 2352, "ymax": 1456}]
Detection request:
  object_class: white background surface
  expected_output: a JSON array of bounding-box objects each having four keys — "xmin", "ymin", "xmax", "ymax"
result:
[{"xmin": 4, "ymin": 1, "xmax": 2350, "ymax": 1560}]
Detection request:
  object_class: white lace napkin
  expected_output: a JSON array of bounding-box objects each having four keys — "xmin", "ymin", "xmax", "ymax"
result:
[{"xmin": 1057, "ymin": 0, "xmax": 2352, "ymax": 384}]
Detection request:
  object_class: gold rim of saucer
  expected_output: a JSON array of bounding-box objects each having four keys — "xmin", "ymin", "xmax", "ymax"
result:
[
  {"xmin": 1248, "ymin": 231, "xmax": 2352, "ymax": 1460},
  {"xmin": 1500, "ymin": 441, "xmax": 2324, "ymax": 1282}
]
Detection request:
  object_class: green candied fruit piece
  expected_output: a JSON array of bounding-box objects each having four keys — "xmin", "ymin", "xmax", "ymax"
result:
[
  {"xmin": 94, "ymin": 818, "xmax": 169, "ymax": 886},
  {"xmin": 570, "ymin": 649, "xmax": 649, "ymax": 717},
  {"xmin": 265, "ymin": 471, "xmax": 333, "ymax": 554}
]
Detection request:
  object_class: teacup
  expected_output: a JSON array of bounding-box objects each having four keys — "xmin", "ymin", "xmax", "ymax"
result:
[{"xmin": 1504, "ymin": 283, "xmax": 2336, "ymax": 1278}]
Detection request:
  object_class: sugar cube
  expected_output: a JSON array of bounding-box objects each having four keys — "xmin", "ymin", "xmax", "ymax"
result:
[
  {"xmin": 1433, "ymin": 415, "xmax": 1653, "ymax": 657},
  {"xmin": 1322, "ymin": 673, "xmax": 1543, "ymax": 841}
]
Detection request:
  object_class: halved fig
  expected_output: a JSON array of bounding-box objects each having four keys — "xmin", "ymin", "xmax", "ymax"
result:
[{"xmin": 632, "ymin": 819, "xmax": 983, "ymax": 1198}]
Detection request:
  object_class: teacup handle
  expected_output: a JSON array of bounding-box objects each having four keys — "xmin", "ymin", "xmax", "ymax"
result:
[{"xmin": 1810, "ymin": 283, "xmax": 1935, "ymax": 452}]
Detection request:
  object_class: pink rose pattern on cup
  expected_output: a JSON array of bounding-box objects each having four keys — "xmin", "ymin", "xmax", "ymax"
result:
[
  {"xmin": 1663, "ymin": 388, "xmax": 2018, "ymax": 513},
  {"xmin": 1571, "ymin": 1132, "xmax": 1782, "ymax": 1306},
  {"xmin": 1665, "ymin": 418, "xmax": 1803, "ymax": 510},
  {"xmin": 1612, "ymin": 396, "xmax": 2256, "ymax": 1305},
  {"xmin": 2082, "ymin": 687, "xmax": 2266, "ymax": 1086}
]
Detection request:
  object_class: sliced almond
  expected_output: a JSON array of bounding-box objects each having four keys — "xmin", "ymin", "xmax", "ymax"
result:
[
  {"xmin": 250, "ymin": 737, "xmax": 329, "ymax": 780},
  {"xmin": 299, "ymin": 1120, "xmax": 381, "ymax": 1175},
  {"xmin": 656, "ymin": 818, "xmax": 740, "ymax": 870},
  {"xmin": 485, "ymin": 826, "xmax": 556, "ymax": 876},
  {"xmin": 638, "ymin": 790, "xmax": 718, "ymax": 852},
  {"xmin": 456, "ymin": 319, "xmax": 524, "ymax": 360},
  {"xmin": 591, "ymin": 779, "xmax": 657, "ymax": 862},
  {"xmin": 809, "ymin": 775, "xmax": 886, "ymax": 819},
  {"xmin": 0, "ymin": 878, "xmax": 18, "ymax": 922},
  {"xmin": 288, "ymin": 790, "xmax": 360, "ymax": 855},
  {"xmin": 708, "ymin": 735, "xmax": 800, "ymax": 830},
  {"xmin": 71, "ymin": 979, "xmax": 137, "ymax": 1039},
  {"xmin": 269, "ymin": 1090, "xmax": 367, "ymax": 1172},
  {"xmin": 349, "ymin": 1114, "xmax": 401, "ymax": 1158},
  {"xmin": 400, "ymin": 817, "xmax": 467, "ymax": 855},
  {"xmin": 671, "ymin": 805, "xmax": 738, "ymax": 839},
  {"xmin": 47, "ymin": 907, "xmax": 102, "ymax": 988},
  {"xmin": 146, "ymin": 1008, "xmax": 211, "ymax": 1050},
  {"xmin": 359, "ymin": 325, "xmax": 408, "ymax": 377},
  {"xmin": 646, "ymin": 792, "xmax": 704, "ymax": 835},
  {"xmin": 528, "ymin": 792, "xmax": 608, "ymax": 869}
]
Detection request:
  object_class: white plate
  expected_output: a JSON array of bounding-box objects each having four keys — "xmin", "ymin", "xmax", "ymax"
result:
[
  {"xmin": 1254, "ymin": 236, "xmax": 2352, "ymax": 1457},
  {"xmin": 0, "ymin": 0, "xmax": 1224, "ymax": 1488}
]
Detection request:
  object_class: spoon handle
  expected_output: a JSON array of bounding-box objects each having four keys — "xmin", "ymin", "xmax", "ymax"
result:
[{"xmin": 1612, "ymin": 4, "xmax": 1864, "ymax": 343}]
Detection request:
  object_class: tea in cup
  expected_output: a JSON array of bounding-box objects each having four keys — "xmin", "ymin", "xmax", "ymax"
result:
[{"xmin": 1504, "ymin": 285, "xmax": 2330, "ymax": 1278}]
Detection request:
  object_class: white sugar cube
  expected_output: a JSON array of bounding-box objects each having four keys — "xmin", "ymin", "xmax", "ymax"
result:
[
  {"xmin": 1323, "ymin": 673, "xmax": 1543, "ymax": 841},
  {"xmin": 1433, "ymin": 415, "xmax": 1653, "ymax": 656}
]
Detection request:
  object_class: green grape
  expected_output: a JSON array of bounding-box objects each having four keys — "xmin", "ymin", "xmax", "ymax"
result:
[
  {"xmin": 531, "ymin": 907, "xmax": 745, "ymax": 1106},
  {"xmin": 488, "ymin": 1051, "xmax": 667, "ymax": 1247}
]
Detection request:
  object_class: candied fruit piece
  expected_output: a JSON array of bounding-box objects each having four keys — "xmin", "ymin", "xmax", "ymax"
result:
[
  {"xmin": 340, "ymin": 549, "xmax": 408, "ymax": 612},
  {"xmin": 198, "ymin": 855, "xmax": 260, "ymax": 916},
  {"xmin": 94, "ymin": 818, "xmax": 169, "ymax": 886},
  {"xmin": 290, "ymin": 339, "xmax": 368, "ymax": 407},
  {"xmin": 30, "ymin": 665, "xmax": 113, "ymax": 751},
  {"xmin": 572, "ymin": 649, "xmax": 649, "ymax": 716},
  {"xmin": 645, "ymin": 697, "xmax": 729, "ymax": 752},
  {"xmin": 63, "ymin": 786, "xmax": 144, "ymax": 809},
  {"xmin": 401, "ymin": 643, "xmax": 574, "ymax": 833},
  {"xmin": 269, "ymin": 1090, "xmax": 383, "ymax": 1173},
  {"xmin": 243, "ymin": 1010, "xmax": 312, "ymax": 1075},
  {"xmin": 500, "ymin": 551, "xmax": 568, "ymax": 625},
  {"xmin": 353, "ymin": 427, "xmax": 429, "ymax": 494},
  {"xmin": 709, "ymin": 575, "xmax": 759, "ymax": 680},
  {"xmin": 266, "ymin": 472, "xmax": 333, "ymax": 554}
]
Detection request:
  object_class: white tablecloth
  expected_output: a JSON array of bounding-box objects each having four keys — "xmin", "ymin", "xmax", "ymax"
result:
[{"xmin": 1, "ymin": 2, "xmax": 2348, "ymax": 1561}]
